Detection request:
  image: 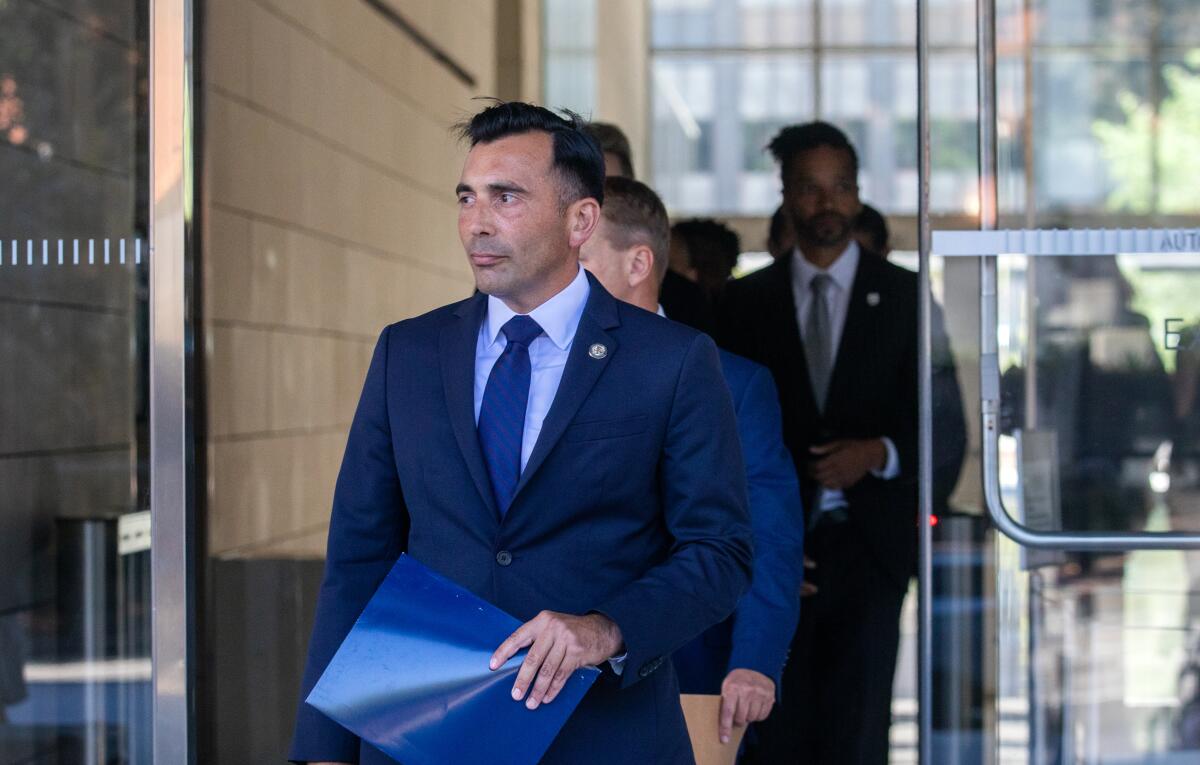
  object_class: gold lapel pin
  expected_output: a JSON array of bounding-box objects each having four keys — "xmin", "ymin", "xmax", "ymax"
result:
[{"xmin": 588, "ymin": 343, "xmax": 608, "ymax": 359}]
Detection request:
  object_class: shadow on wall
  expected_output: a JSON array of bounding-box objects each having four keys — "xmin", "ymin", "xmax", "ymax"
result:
[{"xmin": 208, "ymin": 557, "xmax": 324, "ymax": 762}]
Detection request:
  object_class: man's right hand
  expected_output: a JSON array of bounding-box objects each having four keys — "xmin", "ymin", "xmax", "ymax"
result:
[{"xmin": 719, "ymin": 669, "xmax": 776, "ymax": 743}]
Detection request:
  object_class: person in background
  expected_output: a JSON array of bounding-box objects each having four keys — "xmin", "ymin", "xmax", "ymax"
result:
[
  {"xmin": 671, "ymin": 218, "xmax": 742, "ymax": 306},
  {"xmin": 718, "ymin": 121, "xmax": 964, "ymax": 765},
  {"xmin": 853, "ymin": 203, "xmax": 891, "ymax": 259},
  {"xmin": 585, "ymin": 121, "xmax": 636, "ymax": 179},
  {"xmin": 587, "ymin": 120, "xmax": 714, "ymax": 333},
  {"xmin": 767, "ymin": 204, "xmax": 795, "ymax": 261},
  {"xmin": 579, "ymin": 175, "xmax": 805, "ymax": 750}
]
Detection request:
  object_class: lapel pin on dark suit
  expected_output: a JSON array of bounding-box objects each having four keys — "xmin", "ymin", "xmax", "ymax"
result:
[
  {"xmin": 866, "ymin": 292, "xmax": 881, "ymax": 307},
  {"xmin": 589, "ymin": 343, "xmax": 608, "ymax": 359}
]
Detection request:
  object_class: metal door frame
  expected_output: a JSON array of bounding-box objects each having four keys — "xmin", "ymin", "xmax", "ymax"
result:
[{"xmin": 150, "ymin": 0, "xmax": 195, "ymax": 761}]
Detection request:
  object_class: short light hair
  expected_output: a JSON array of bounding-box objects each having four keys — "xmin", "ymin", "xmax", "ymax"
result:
[{"xmin": 600, "ymin": 176, "xmax": 670, "ymax": 282}]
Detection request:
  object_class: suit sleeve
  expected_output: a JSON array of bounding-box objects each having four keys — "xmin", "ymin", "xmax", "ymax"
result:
[
  {"xmin": 594, "ymin": 333, "xmax": 755, "ymax": 689},
  {"xmin": 931, "ymin": 301, "xmax": 967, "ymax": 510},
  {"xmin": 289, "ymin": 326, "xmax": 409, "ymax": 764},
  {"xmin": 884, "ymin": 292, "xmax": 920, "ymax": 485},
  {"xmin": 726, "ymin": 366, "xmax": 805, "ymax": 690}
]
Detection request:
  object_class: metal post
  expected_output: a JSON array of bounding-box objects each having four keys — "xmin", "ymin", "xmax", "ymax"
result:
[
  {"xmin": 916, "ymin": 0, "xmax": 933, "ymax": 759},
  {"xmin": 150, "ymin": 0, "xmax": 194, "ymax": 762}
]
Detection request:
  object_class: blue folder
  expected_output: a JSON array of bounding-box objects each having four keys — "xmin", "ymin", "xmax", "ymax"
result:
[{"xmin": 307, "ymin": 554, "xmax": 600, "ymax": 765}]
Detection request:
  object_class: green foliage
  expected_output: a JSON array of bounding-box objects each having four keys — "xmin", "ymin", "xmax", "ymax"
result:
[{"xmin": 1093, "ymin": 51, "xmax": 1200, "ymax": 214}]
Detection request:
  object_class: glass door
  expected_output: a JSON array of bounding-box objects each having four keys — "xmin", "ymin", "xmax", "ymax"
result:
[
  {"xmin": 0, "ymin": 1, "xmax": 191, "ymax": 762},
  {"xmin": 921, "ymin": 0, "xmax": 1200, "ymax": 762},
  {"xmin": 930, "ymin": 232, "xmax": 1200, "ymax": 763}
]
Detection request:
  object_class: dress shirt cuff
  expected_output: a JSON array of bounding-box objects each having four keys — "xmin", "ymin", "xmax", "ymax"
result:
[
  {"xmin": 870, "ymin": 437, "xmax": 900, "ymax": 480},
  {"xmin": 607, "ymin": 652, "xmax": 628, "ymax": 675}
]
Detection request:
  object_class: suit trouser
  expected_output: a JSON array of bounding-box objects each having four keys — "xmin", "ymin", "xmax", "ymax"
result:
[{"xmin": 744, "ymin": 520, "xmax": 907, "ymax": 765}]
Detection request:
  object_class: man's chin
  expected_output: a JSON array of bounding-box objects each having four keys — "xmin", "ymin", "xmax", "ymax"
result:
[
  {"xmin": 810, "ymin": 226, "xmax": 851, "ymax": 249},
  {"xmin": 471, "ymin": 271, "xmax": 510, "ymax": 298}
]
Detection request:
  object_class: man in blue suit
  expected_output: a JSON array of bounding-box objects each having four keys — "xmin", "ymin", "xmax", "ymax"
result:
[
  {"xmin": 579, "ymin": 176, "xmax": 805, "ymax": 748},
  {"xmin": 289, "ymin": 102, "xmax": 754, "ymax": 765}
]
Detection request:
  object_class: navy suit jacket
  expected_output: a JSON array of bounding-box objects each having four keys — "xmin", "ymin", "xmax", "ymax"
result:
[
  {"xmin": 290, "ymin": 273, "xmax": 754, "ymax": 765},
  {"xmin": 672, "ymin": 351, "xmax": 804, "ymax": 696}
]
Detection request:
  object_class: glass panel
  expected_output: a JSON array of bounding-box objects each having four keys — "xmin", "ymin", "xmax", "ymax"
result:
[
  {"xmin": 651, "ymin": 53, "xmax": 814, "ymax": 214},
  {"xmin": 651, "ymin": 0, "xmax": 814, "ymax": 50},
  {"xmin": 1159, "ymin": 0, "xmax": 1200, "ymax": 44},
  {"xmin": 821, "ymin": 54, "xmax": 977, "ymax": 215},
  {"xmin": 1032, "ymin": 0, "xmax": 1148, "ymax": 45},
  {"xmin": 1032, "ymin": 54, "xmax": 1151, "ymax": 214},
  {"xmin": 0, "ymin": 1, "xmax": 151, "ymax": 763},
  {"xmin": 543, "ymin": 0, "xmax": 597, "ymax": 114},
  {"xmin": 819, "ymin": 0, "xmax": 972, "ymax": 46},
  {"xmin": 932, "ymin": 247, "xmax": 1200, "ymax": 762},
  {"xmin": 995, "ymin": 0, "xmax": 1200, "ymax": 222},
  {"xmin": 994, "ymin": 253, "xmax": 1200, "ymax": 536}
]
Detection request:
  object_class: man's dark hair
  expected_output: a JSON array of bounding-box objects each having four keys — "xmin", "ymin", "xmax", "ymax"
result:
[
  {"xmin": 456, "ymin": 101, "xmax": 605, "ymax": 206},
  {"xmin": 767, "ymin": 121, "xmax": 860, "ymax": 185},
  {"xmin": 854, "ymin": 203, "xmax": 890, "ymax": 255},
  {"xmin": 586, "ymin": 122, "xmax": 635, "ymax": 178},
  {"xmin": 600, "ymin": 176, "xmax": 670, "ymax": 281},
  {"xmin": 671, "ymin": 219, "xmax": 741, "ymax": 289}
]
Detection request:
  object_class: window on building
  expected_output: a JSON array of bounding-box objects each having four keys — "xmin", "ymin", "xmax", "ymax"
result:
[
  {"xmin": 649, "ymin": 0, "xmax": 1200, "ymax": 219},
  {"xmin": 542, "ymin": 0, "xmax": 598, "ymax": 117}
]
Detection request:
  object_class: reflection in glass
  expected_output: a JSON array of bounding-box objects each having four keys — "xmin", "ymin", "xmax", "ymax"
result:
[
  {"xmin": 934, "ymin": 246, "xmax": 1200, "ymax": 761},
  {"xmin": 0, "ymin": 1, "xmax": 150, "ymax": 763}
]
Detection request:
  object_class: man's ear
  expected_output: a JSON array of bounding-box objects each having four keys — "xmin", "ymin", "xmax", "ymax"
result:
[
  {"xmin": 567, "ymin": 198, "xmax": 601, "ymax": 249},
  {"xmin": 626, "ymin": 245, "xmax": 655, "ymax": 289}
]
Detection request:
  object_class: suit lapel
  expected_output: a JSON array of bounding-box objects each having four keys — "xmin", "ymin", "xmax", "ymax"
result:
[
  {"xmin": 439, "ymin": 293, "xmax": 501, "ymax": 519},
  {"xmin": 512, "ymin": 273, "xmax": 619, "ymax": 501}
]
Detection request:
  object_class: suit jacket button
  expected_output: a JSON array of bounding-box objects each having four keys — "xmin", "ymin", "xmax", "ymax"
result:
[{"xmin": 495, "ymin": 550, "xmax": 513, "ymax": 566}]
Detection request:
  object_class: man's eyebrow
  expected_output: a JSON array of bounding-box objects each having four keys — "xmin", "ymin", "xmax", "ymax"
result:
[
  {"xmin": 454, "ymin": 181, "xmax": 529, "ymax": 197},
  {"xmin": 487, "ymin": 181, "xmax": 528, "ymax": 196}
]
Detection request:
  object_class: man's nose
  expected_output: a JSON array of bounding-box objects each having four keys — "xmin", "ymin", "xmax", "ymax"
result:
[{"xmin": 465, "ymin": 204, "xmax": 495, "ymax": 238}]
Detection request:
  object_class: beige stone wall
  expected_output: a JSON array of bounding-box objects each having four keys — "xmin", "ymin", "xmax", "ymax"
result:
[{"xmin": 203, "ymin": 0, "xmax": 500, "ymax": 559}]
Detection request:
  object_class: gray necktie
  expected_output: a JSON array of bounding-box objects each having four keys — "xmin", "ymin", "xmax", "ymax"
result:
[{"xmin": 804, "ymin": 273, "xmax": 834, "ymax": 410}]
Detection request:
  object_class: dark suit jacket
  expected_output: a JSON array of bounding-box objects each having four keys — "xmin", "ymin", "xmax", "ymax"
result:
[
  {"xmin": 659, "ymin": 269, "xmax": 715, "ymax": 334},
  {"xmin": 673, "ymin": 350, "xmax": 804, "ymax": 695},
  {"xmin": 718, "ymin": 250, "xmax": 962, "ymax": 588},
  {"xmin": 290, "ymin": 273, "xmax": 754, "ymax": 764}
]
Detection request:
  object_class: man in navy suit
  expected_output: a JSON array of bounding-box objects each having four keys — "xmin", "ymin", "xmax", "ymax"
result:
[
  {"xmin": 289, "ymin": 102, "xmax": 754, "ymax": 765},
  {"xmin": 579, "ymin": 176, "xmax": 805, "ymax": 748}
]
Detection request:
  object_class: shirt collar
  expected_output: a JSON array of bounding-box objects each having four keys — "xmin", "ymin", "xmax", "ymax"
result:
[
  {"xmin": 791, "ymin": 240, "xmax": 860, "ymax": 293},
  {"xmin": 485, "ymin": 265, "xmax": 590, "ymax": 351},
  {"xmin": 656, "ymin": 304, "xmax": 667, "ymax": 318}
]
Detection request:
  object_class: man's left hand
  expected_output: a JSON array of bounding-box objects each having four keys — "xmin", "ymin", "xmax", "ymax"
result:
[
  {"xmin": 719, "ymin": 669, "xmax": 775, "ymax": 743},
  {"xmin": 491, "ymin": 611, "xmax": 623, "ymax": 710},
  {"xmin": 809, "ymin": 438, "xmax": 886, "ymax": 490}
]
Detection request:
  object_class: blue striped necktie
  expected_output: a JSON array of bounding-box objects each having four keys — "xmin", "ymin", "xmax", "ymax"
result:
[{"xmin": 478, "ymin": 315, "xmax": 543, "ymax": 515}]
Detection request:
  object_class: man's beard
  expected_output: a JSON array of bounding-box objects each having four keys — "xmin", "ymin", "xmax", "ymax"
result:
[{"xmin": 797, "ymin": 212, "xmax": 851, "ymax": 248}]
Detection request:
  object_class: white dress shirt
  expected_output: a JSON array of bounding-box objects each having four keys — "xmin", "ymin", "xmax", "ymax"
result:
[
  {"xmin": 474, "ymin": 265, "xmax": 590, "ymax": 471},
  {"xmin": 789, "ymin": 242, "xmax": 899, "ymax": 514},
  {"xmin": 472, "ymin": 267, "xmax": 627, "ymax": 672}
]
